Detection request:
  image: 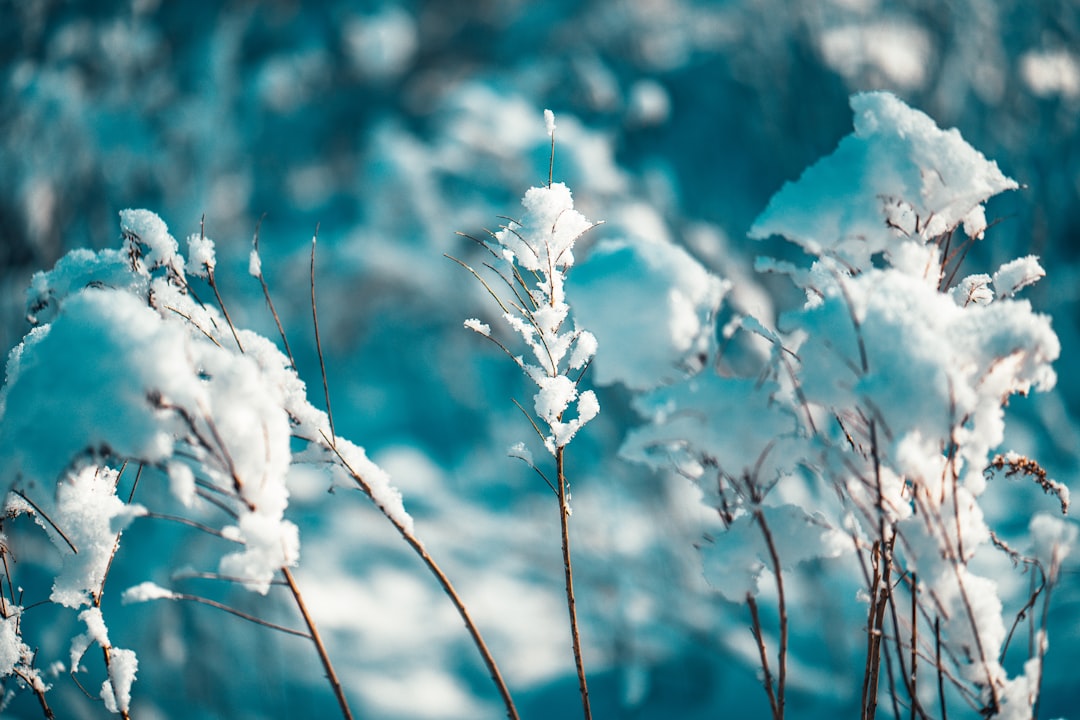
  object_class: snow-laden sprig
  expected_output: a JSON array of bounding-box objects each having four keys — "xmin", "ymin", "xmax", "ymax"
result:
[
  {"xmin": 460, "ymin": 180, "xmax": 603, "ymax": 455},
  {"xmin": 624, "ymin": 92, "xmax": 1066, "ymax": 719},
  {"xmin": 0, "ymin": 209, "xmax": 411, "ymax": 715}
]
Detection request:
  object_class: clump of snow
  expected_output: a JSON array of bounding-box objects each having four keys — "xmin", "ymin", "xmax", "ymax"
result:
[
  {"xmin": 248, "ymin": 247, "xmax": 263, "ymax": 277},
  {"xmin": 121, "ymin": 582, "xmax": 177, "ymax": 603},
  {"xmin": 544, "ymin": 108, "xmax": 556, "ymax": 137},
  {"xmin": 185, "ymin": 233, "xmax": 216, "ymax": 278},
  {"xmin": 749, "ymin": 91, "xmax": 1018, "ymax": 272},
  {"xmin": 9, "ymin": 465, "xmax": 145, "ymax": 608},
  {"xmin": 102, "ymin": 648, "xmax": 138, "ymax": 714},
  {"xmin": 119, "ymin": 208, "xmax": 181, "ymax": 274},
  {"xmin": 993, "ymin": 255, "xmax": 1045, "ymax": 299},
  {"xmin": 463, "ymin": 318, "xmax": 490, "ymax": 337}
]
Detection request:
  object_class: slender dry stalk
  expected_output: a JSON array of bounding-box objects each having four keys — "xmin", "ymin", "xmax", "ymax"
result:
[
  {"xmin": 281, "ymin": 567, "xmax": 353, "ymax": 720},
  {"xmin": 323, "ymin": 436, "xmax": 520, "ymax": 720},
  {"xmin": 251, "ymin": 216, "xmax": 297, "ymax": 368},
  {"xmin": 747, "ymin": 593, "xmax": 781, "ymax": 719},
  {"xmin": 310, "ymin": 228, "xmax": 336, "ymax": 443},
  {"xmin": 557, "ymin": 445, "xmax": 592, "ymax": 720},
  {"xmin": 753, "ymin": 508, "xmax": 786, "ymax": 720}
]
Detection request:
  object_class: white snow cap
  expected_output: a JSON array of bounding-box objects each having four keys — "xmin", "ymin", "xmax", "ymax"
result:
[
  {"xmin": 544, "ymin": 108, "xmax": 556, "ymax": 137},
  {"xmin": 750, "ymin": 91, "xmax": 1018, "ymax": 271}
]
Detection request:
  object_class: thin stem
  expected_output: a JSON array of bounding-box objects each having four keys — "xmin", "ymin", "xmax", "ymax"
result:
[
  {"xmin": 557, "ymin": 445, "xmax": 591, "ymax": 720},
  {"xmin": 207, "ymin": 270, "xmax": 244, "ymax": 353},
  {"xmin": 748, "ymin": 593, "xmax": 781, "ymax": 720},
  {"xmin": 936, "ymin": 617, "xmax": 947, "ymax": 720},
  {"xmin": 323, "ymin": 435, "xmax": 520, "ymax": 720},
  {"xmin": 310, "ymin": 228, "xmax": 336, "ymax": 443},
  {"xmin": 281, "ymin": 567, "xmax": 353, "ymax": 720},
  {"xmin": 11, "ymin": 490, "xmax": 77, "ymax": 554},
  {"xmin": 754, "ymin": 508, "xmax": 786, "ymax": 719}
]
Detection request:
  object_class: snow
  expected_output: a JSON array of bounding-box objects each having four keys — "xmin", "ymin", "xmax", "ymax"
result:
[
  {"xmin": 749, "ymin": 91, "xmax": 1019, "ymax": 271},
  {"xmin": 185, "ymin": 233, "xmax": 216, "ymax": 278},
  {"xmin": 103, "ymin": 648, "xmax": 137, "ymax": 714},
  {"xmin": 248, "ymin": 247, "xmax": 262, "ymax": 277},
  {"xmin": 544, "ymin": 108, "xmax": 556, "ymax": 137}
]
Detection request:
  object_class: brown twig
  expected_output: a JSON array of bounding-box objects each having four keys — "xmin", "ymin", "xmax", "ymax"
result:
[
  {"xmin": 323, "ymin": 434, "xmax": 520, "ymax": 720},
  {"xmin": 748, "ymin": 593, "xmax": 781, "ymax": 719},
  {"xmin": 281, "ymin": 567, "xmax": 353, "ymax": 720},
  {"xmin": 557, "ymin": 445, "xmax": 592, "ymax": 720},
  {"xmin": 310, "ymin": 227, "xmax": 335, "ymax": 443},
  {"xmin": 753, "ymin": 508, "xmax": 786, "ymax": 720}
]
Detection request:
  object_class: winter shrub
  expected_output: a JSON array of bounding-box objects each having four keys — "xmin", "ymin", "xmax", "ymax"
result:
[{"xmin": 0, "ymin": 93, "xmax": 1071, "ymax": 720}]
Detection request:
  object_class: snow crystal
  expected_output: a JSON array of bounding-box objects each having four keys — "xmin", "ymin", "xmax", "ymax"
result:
[
  {"xmin": 544, "ymin": 108, "xmax": 556, "ymax": 137},
  {"xmin": 993, "ymin": 255, "xmax": 1045, "ymax": 298},
  {"xmin": 749, "ymin": 92, "xmax": 1018, "ymax": 271},
  {"xmin": 185, "ymin": 233, "xmax": 216, "ymax": 278},
  {"xmin": 333, "ymin": 438, "xmax": 413, "ymax": 535}
]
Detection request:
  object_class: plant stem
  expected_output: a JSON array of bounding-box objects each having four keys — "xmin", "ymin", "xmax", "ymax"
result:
[
  {"xmin": 281, "ymin": 566, "xmax": 354, "ymax": 720},
  {"xmin": 557, "ymin": 446, "xmax": 592, "ymax": 720},
  {"xmin": 325, "ymin": 438, "xmax": 521, "ymax": 720},
  {"xmin": 754, "ymin": 509, "xmax": 786, "ymax": 720}
]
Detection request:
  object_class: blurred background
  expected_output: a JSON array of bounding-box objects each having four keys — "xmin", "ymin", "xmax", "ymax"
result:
[{"xmin": 1, "ymin": 0, "xmax": 1078, "ymax": 717}]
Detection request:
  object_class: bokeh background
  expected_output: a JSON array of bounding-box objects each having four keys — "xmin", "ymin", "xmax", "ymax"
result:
[{"xmin": 1, "ymin": 1, "xmax": 1078, "ymax": 718}]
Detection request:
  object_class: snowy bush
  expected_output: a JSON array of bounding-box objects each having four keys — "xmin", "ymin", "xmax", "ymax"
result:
[
  {"xmin": 0, "ymin": 93, "xmax": 1071, "ymax": 720},
  {"xmin": 622, "ymin": 92, "xmax": 1071, "ymax": 719}
]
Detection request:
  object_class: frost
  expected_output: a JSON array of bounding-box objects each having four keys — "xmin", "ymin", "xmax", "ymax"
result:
[{"xmin": 544, "ymin": 108, "xmax": 556, "ymax": 137}]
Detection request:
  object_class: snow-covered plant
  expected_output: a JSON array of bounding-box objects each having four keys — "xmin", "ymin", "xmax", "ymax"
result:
[
  {"xmin": 624, "ymin": 92, "xmax": 1071, "ymax": 719},
  {"xmin": 0, "ymin": 211, "xmax": 518, "ymax": 719},
  {"xmin": 457, "ymin": 110, "xmax": 602, "ymax": 720}
]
